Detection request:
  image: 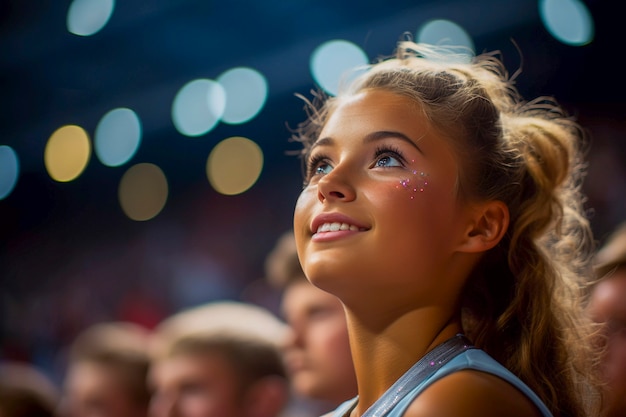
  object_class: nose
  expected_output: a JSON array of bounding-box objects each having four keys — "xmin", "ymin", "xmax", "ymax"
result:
[
  {"xmin": 282, "ymin": 325, "xmax": 304, "ymax": 350},
  {"xmin": 316, "ymin": 165, "xmax": 356, "ymax": 203}
]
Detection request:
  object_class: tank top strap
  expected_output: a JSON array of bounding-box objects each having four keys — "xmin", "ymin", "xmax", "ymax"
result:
[{"xmin": 360, "ymin": 333, "xmax": 474, "ymax": 417}]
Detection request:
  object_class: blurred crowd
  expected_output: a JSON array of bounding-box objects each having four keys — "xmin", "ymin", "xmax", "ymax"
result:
[
  {"xmin": 0, "ymin": 228, "xmax": 357, "ymax": 417},
  {"xmin": 1, "ymin": 222, "xmax": 626, "ymax": 417}
]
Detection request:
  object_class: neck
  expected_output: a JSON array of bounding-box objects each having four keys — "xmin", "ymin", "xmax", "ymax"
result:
[{"xmin": 344, "ymin": 304, "xmax": 463, "ymax": 416}]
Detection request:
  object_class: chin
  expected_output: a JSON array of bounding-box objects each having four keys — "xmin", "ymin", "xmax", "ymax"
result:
[
  {"xmin": 302, "ymin": 257, "xmax": 331, "ymax": 286},
  {"xmin": 304, "ymin": 269, "xmax": 336, "ymax": 294}
]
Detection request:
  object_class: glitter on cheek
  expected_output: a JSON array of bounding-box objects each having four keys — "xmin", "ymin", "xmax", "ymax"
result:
[{"xmin": 395, "ymin": 169, "xmax": 429, "ymax": 200}]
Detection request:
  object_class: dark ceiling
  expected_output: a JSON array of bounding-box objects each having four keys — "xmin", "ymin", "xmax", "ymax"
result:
[{"xmin": 1, "ymin": 0, "xmax": 621, "ymax": 176}]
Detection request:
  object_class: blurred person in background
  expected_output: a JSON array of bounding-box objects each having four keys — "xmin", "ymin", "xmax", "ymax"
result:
[
  {"xmin": 148, "ymin": 300, "xmax": 291, "ymax": 417},
  {"xmin": 265, "ymin": 230, "xmax": 357, "ymax": 415},
  {"xmin": 59, "ymin": 321, "xmax": 152, "ymax": 417},
  {"xmin": 587, "ymin": 221, "xmax": 626, "ymax": 417},
  {"xmin": 0, "ymin": 360, "xmax": 60, "ymax": 417}
]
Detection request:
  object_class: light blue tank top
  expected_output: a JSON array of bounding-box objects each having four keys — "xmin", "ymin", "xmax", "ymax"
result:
[{"xmin": 330, "ymin": 348, "xmax": 553, "ymax": 417}]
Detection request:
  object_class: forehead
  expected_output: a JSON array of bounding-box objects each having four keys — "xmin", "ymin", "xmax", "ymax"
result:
[
  {"xmin": 151, "ymin": 352, "xmax": 236, "ymax": 386},
  {"xmin": 64, "ymin": 362, "xmax": 130, "ymax": 402},
  {"xmin": 320, "ymin": 89, "xmax": 429, "ymax": 137},
  {"xmin": 314, "ymin": 89, "xmax": 461, "ymax": 175}
]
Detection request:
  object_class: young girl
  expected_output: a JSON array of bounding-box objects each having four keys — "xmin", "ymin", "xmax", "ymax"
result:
[{"xmin": 292, "ymin": 41, "xmax": 601, "ymax": 417}]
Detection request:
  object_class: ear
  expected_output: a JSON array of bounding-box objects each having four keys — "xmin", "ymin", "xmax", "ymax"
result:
[
  {"xmin": 457, "ymin": 200, "xmax": 509, "ymax": 254},
  {"xmin": 243, "ymin": 376, "xmax": 290, "ymax": 417}
]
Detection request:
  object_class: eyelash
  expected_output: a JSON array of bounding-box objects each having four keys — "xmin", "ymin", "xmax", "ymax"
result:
[
  {"xmin": 304, "ymin": 145, "xmax": 408, "ymax": 182},
  {"xmin": 305, "ymin": 153, "xmax": 330, "ymax": 180},
  {"xmin": 373, "ymin": 145, "xmax": 406, "ymax": 167}
]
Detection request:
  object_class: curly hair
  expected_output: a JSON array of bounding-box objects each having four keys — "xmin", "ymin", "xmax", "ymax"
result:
[{"xmin": 293, "ymin": 40, "xmax": 602, "ymax": 417}]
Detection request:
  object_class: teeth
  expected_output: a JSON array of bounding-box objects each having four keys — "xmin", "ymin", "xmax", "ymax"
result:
[{"xmin": 316, "ymin": 222, "xmax": 360, "ymax": 233}]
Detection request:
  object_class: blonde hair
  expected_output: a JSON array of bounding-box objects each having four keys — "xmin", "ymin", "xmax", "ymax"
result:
[
  {"xmin": 149, "ymin": 301, "xmax": 288, "ymax": 393},
  {"xmin": 294, "ymin": 40, "xmax": 601, "ymax": 417},
  {"xmin": 69, "ymin": 322, "xmax": 152, "ymax": 408}
]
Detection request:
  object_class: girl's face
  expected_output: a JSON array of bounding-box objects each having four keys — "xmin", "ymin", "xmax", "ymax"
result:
[{"xmin": 294, "ymin": 89, "xmax": 476, "ymax": 306}]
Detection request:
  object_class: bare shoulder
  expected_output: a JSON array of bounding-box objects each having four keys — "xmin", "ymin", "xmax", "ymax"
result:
[{"xmin": 403, "ymin": 370, "xmax": 544, "ymax": 417}]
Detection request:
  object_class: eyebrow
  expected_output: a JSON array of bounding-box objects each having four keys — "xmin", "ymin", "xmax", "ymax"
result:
[{"xmin": 311, "ymin": 130, "xmax": 424, "ymax": 154}]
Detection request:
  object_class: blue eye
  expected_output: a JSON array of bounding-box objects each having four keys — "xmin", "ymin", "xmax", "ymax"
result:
[
  {"xmin": 306, "ymin": 153, "xmax": 333, "ymax": 180},
  {"xmin": 375, "ymin": 155, "xmax": 402, "ymax": 167},
  {"xmin": 315, "ymin": 163, "xmax": 333, "ymax": 175}
]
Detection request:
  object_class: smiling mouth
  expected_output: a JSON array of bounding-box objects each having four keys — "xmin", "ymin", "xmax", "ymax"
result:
[{"xmin": 316, "ymin": 222, "xmax": 367, "ymax": 233}]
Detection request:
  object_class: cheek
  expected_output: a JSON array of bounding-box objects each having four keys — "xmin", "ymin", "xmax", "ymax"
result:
[
  {"xmin": 389, "ymin": 169, "xmax": 457, "ymax": 221},
  {"xmin": 395, "ymin": 170, "xmax": 430, "ymax": 200},
  {"xmin": 329, "ymin": 329, "xmax": 351, "ymax": 358},
  {"xmin": 293, "ymin": 197, "xmax": 306, "ymax": 233},
  {"xmin": 294, "ymin": 190, "xmax": 312, "ymax": 233},
  {"xmin": 294, "ymin": 189, "xmax": 316, "ymax": 262},
  {"xmin": 375, "ymin": 173, "xmax": 459, "ymax": 258}
]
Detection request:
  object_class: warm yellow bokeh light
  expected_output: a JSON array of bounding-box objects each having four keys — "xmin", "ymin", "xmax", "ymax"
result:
[
  {"xmin": 118, "ymin": 163, "xmax": 169, "ymax": 221},
  {"xmin": 44, "ymin": 125, "xmax": 91, "ymax": 182},
  {"xmin": 207, "ymin": 136, "xmax": 264, "ymax": 196}
]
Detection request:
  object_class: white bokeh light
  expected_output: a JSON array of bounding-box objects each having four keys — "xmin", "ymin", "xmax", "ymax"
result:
[
  {"xmin": 217, "ymin": 67, "xmax": 269, "ymax": 124},
  {"xmin": 310, "ymin": 40, "xmax": 369, "ymax": 96},
  {"xmin": 0, "ymin": 145, "xmax": 19, "ymax": 200},
  {"xmin": 417, "ymin": 19, "xmax": 474, "ymax": 63},
  {"xmin": 95, "ymin": 107, "xmax": 142, "ymax": 167},
  {"xmin": 540, "ymin": 0, "xmax": 594, "ymax": 46},
  {"xmin": 172, "ymin": 79, "xmax": 226, "ymax": 137},
  {"xmin": 67, "ymin": 0, "xmax": 115, "ymax": 36}
]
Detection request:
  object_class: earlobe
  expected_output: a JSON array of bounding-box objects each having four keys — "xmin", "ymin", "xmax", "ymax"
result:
[{"xmin": 460, "ymin": 200, "xmax": 509, "ymax": 253}]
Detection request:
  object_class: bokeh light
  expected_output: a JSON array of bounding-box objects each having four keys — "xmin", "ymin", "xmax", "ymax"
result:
[
  {"xmin": 67, "ymin": 0, "xmax": 115, "ymax": 36},
  {"xmin": 206, "ymin": 136, "xmax": 263, "ymax": 196},
  {"xmin": 95, "ymin": 107, "xmax": 142, "ymax": 167},
  {"xmin": 172, "ymin": 79, "xmax": 226, "ymax": 137},
  {"xmin": 217, "ymin": 67, "xmax": 268, "ymax": 124},
  {"xmin": 118, "ymin": 163, "xmax": 168, "ymax": 221},
  {"xmin": 539, "ymin": 0, "xmax": 594, "ymax": 46},
  {"xmin": 417, "ymin": 19, "xmax": 474, "ymax": 62},
  {"xmin": 44, "ymin": 125, "xmax": 91, "ymax": 182},
  {"xmin": 0, "ymin": 145, "xmax": 19, "ymax": 200},
  {"xmin": 310, "ymin": 39, "xmax": 369, "ymax": 96}
]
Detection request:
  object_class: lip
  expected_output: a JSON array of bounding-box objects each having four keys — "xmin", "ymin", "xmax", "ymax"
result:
[{"xmin": 310, "ymin": 212, "xmax": 369, "ymax": 241}]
